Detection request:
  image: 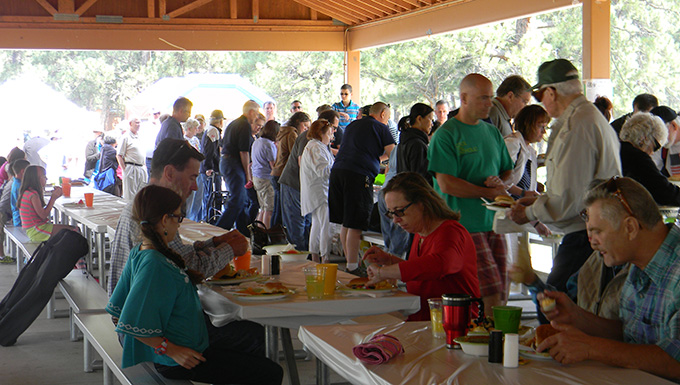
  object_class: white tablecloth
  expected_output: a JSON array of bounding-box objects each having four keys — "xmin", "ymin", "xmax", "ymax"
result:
[{"xmin": 298, "ymin": 322, "xmax": 674, "ymax": 385}]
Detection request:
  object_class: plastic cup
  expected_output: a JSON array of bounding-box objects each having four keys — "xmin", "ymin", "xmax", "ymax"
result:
[
  {"xmin": 304, "ymin": 266, "xmax": 325, "ymax": 300},
  {"xmin": 61, "ymin": 178, "xmax": 71, "ymax": 198},
  {"xmin": 316, "ymin": 263, "xmax": 337, "ymax": 298},
  {"xmin": 492, "ymin": 306, "xmax": 522, "ymax": 334},
  {"xmin": 84, "ymin": 192, "xmax": 94, "ymax": 207},
  {"xmin": 427, "ymin": 298, "xmax": 446, "ymax": 338},
  {"xmin": 233, "ymin": 250, "xmax": 252, "ymax": 271}
]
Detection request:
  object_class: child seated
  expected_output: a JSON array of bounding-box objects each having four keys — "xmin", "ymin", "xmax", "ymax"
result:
[
  {"xmin": 18, "ymin": 165, "xmax": 77, "ymax": 242},
  {"xmin": 10, "ymin": 159, "xmax": 30, "ymax": 227}
]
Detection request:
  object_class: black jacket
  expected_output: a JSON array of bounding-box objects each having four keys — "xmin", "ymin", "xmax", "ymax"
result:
[
  {"xmin": 620, "ymin": 141, "xmax": 680, "ymax": 206},
  {"xmin": 396, "ymin": 128, "xmax": 431, "ymax": 184},
  {"xmin": 200, "ymin": 125, "xmax": 222, "ymax": 174}
]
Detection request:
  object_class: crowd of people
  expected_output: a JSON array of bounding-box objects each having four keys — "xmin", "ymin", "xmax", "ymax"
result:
[{"xmin": 3, "ymin": 56, "xmax": 680, "ymax": 381}]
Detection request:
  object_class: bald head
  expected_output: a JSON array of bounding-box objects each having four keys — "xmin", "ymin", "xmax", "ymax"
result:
[
  {"xmin": 369, "ymin": 102, "xmax": 391, "ymax": 125},
  {"xmin": 457, "ymin": 73, "xmax": 494, "ymax": 124}
]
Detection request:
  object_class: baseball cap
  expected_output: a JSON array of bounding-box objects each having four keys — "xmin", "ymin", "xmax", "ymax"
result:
[
  {"xmin": 650, "ymin": 106, "xmax": 678, "ymax": 124},
  {"xmin": 210, "ymin": 110, "xmax": 225, "ymax": 120},
  {"xmin": 533, "ymin": 59, "xmax": 579, "ymax": 91}
]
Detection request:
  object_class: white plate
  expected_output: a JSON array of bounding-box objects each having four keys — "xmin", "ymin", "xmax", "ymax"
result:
[
  {"xmin": 205, "ymin": 275, "xmax": 261, "ymax": 285},
  {"xmin": 519, "ymin": 346, "xmax": 553, "ymax": 361},
  {"xmin": 342, "ymin": 288, "xmax": 393, "ymax": 294},
  {"xmin": 483, "ymin": 203, "xmax": 510, "ymax": 212},
  {"xmin": 230, "ymin": 293, "xmax": 290, "ymax": 301}
]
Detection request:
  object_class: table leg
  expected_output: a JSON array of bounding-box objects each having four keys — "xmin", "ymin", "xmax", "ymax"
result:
[
  {"xmin": 316, "ymin": 357, "xmax": 330, "ymax": 385},
  {"xmin": 84, "ymin": 228, "xmax": 94, "ymax": 278},
  {"xmin": 281, "ymin": 328, "xmax": 300, "ymax": 385},
  {"xmin": 84, "ymin": 337, "xmax": 94, "ymax": 372},
  {"xmin": 265, "ymin": 325, "xmax": 279, "ymax": 362},
  {"xmin": 96, "ymin": 232, "xmax": 107, "ymax": 289}
]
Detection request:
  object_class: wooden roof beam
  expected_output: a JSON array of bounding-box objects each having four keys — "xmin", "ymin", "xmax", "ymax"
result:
[
  {"xmin": 253, "ymin": 0, "xmax": 259, "ymax": 22},
  {"xmin": 76, "ymin": 0, "xmax": 100, "ymax": 17},
  {"xmin": 230, "ymin": 0, "xmax": 237, "ymax": 19},
  {"xmin": 292, "ymin": 0, "xmax": 362, "ymax": 25},
  {"xmin": 167, "ymin": 0, "xmax": 216, "ymax": 19},
  {"xmin": 356, "ymin": 0, "xmax": 398, "ymax": 15},
  {"xmin": 148, "ymin": 0, "xmax": 155, "ymax": 18},
  {"xmin": 35, "ymin": 0, "xmax": 57, "ymax": 16},
  {"xmin": 381, "ymin": 0, "xmax": 415, "ymax": 11},
  {"xmin": 58, "ymin": 0, "xmax": 75, "ymax": 14},
  {"xmin": 305, "ymin": 0, "xmax": 368, "ymax": 23},
  {"xmin": 328, "ymin": 0, "xmax": 383, "ymax": 19}
]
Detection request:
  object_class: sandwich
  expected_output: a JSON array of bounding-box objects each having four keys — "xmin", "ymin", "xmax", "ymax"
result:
[
  {"xmin": 493, "ymin": 195, "xmax": 515, "ymax": 207},
  {"xmin": 534, "ymin": 324, "xmax": 559, "ymax": 348},
  {"xmin": 540, "ymin": 297, "xmax": 557, "ymax": 313}
]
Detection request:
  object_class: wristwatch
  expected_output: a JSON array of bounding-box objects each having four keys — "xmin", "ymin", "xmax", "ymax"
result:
[{"xmin": 154, "ymin": 337, "xmax": 168, "ymax": 355}]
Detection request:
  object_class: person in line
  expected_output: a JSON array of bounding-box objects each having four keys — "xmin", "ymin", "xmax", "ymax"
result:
[
  {"xmin": 508, "ymin": 59, "xmax": 621, "ymax": 312},
  {"xmin": 428, "ymin": 73, "xmax": 514, "ymax": 315},
  {"xmin": 264, "ymin": 101, "xmax": 277, "ymax": 122},
  {"xmin": 156, "ymin": 97, "xmax": 193, "ymax": 147},
  {"xmin": 488, "ymin": 75, "xmax": 532, "ymax": 137},
  {"xmin": 330, "ymin": 102, "xmax": 395, "ymax": 275},
  {"xmin": 251, "ymin": 121, "xmax": 279, "ymax": 228},
  {"xmin": 184, "ymin": 117, "xmax": 203, "ymax": 222},
  {"xmin": 594, "ymin": 96, "xmax": 614, "ymax": 122},
  {"xmin": 397, "ymin": 103, "xmax": 434, "ymax": 182},
  {"xmin": 300, "ymin": 119, "xmax": 335, "ymax": 262},
  {"xmin": 537, "ymin": 177, "xmax": 680, "ymax": 381},
  {"xmin": 610, "ymin": 93, "xmax": 658, "ymax": 135},
  {"xmin": 117, "ymin": 117, "xmax": 147, "ymax": 202},
  {"xmin": 108, "ymin": 138, "xmax": 247, "ymax": 297},
  {"xmin": 290, "ymin": 100, "xmax": 303, "ymax": 113},
  {"xmin": 650, "ymin": 106, "xmax": 680, "ymax": 176},
  {"xmin": 18, "ymin": 165, "xmax": 77, "ymax": 242},
  {"xmin": 363, "ymin": 172, "xmax": 479, "ymax": 321},
  {"xmin": 95, "ymin": 136, "xmax": 122, "ymax": 196},
  {"xmin": 332, "ymin": 84, "xmax": 360, "ymax": 134},
  {"xmin": 106, "ymin": 185, "xmax": 283, "ymax": 384},
  {"xmin": 84, "ymin": 129, "xmax": 103, "ymax": 180},
  {"xmin": 619, "ymin": 112, "xmax": 680, "ymax": 206},
  {"xmin": 200, "ymin": 110, "xmax": 225, "ymax": 223},
  {"xmin": 504, "ymin": 104, "xmax": 548, "ymax": 199},
  {"xmin": 194, "ymin": 114, "xmax": 206, "ymax": 142},
  {"xmin": 434, "ymin": 100, "xmax": 450, "ymax": 126}
]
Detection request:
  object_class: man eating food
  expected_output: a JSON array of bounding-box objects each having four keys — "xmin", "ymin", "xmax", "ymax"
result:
[{"xmin": 538, "ymin": 177, "xmax": 680, "ymax": 381}]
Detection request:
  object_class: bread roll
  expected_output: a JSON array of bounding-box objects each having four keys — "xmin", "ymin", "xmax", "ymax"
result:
[{"xmin": 535, "ymin": 324, "xmax": 559, "ymax": 346}]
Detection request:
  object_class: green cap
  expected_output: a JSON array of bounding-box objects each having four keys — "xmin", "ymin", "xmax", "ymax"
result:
[{"xmin": 533, "ymin": 59, "xmax": 579, "ymax": 90}]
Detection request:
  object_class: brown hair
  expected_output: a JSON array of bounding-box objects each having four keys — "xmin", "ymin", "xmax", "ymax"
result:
[
  {"xmin": 307, "ymin": 119, "xmax": 332, "ymax": 141},
  {"xmin": 259, "ymin": 120, "xmax": 280, "ymax": 141},
  {"xmin": 514, "ymin": 105, "xmax": 550, "ymax": 139},
  {"xmin": 132, "ymin": 185, "xmax": 203, "ymax": 284},
  {"xmin": 382, "ymin": 172, "xmax": 460, "ymax": 223}
]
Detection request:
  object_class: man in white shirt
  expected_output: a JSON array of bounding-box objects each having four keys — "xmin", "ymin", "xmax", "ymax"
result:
[{"xmin": 116, "ymin": 118, "xmax": 147, "ymax": 201}]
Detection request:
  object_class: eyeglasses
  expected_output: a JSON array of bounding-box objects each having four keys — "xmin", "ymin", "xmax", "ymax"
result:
[
  {"xmin": 580, "ymin": 176, "xmax": 634, "ymax": 222},
  {"xmin": 340, "ymin": 92, "xmax": 349, "ymax": 96},
  {"xmin": 292, "ymin": 106, "xmax": 302, "ymax": 110},
  {"xmin": 168, "ymin": 213, "xmax": 184, "ymax": 223},
  {"xmin": 532, "ymin": 87, "xmax": 555, "ymax": 103},
  {"xmin": 385, "ymin": 202, "xmax": 413, "ymax": 219}
]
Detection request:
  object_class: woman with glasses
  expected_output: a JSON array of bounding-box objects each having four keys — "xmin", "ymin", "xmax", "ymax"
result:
[
  {"xmin": 300, "ymin": 119, "xmax": 335, "ymax": 262},
  {"xmin": 362, "ymin": 172, "xmax": 479, "ymax": 321},
  {"xmin": 620, "ymin": 112, "xmax": 680, "ymax": 206},
  {"xmin": 107, "ymin": 185, "xmax": 282, "ymax": 384}
]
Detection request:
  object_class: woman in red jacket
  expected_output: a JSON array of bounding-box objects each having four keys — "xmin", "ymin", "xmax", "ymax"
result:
[{"xmin": 363, "ymin": 172, "xmax": 480, "ymax": 321}]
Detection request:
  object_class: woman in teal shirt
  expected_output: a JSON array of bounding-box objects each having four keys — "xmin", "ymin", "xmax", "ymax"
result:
[{"xmin": 106, "ymin": 185, "xmax": 282, "ymax": 384}]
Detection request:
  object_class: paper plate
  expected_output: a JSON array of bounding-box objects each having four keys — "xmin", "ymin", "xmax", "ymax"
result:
[
  {"xmin": 483, "ymin": 203, "xmax": 511, "ymax": 212},
  {"xmin": 342, "ymin": 288, "xmax": 394, "ymax": 294},
  {"xmin": 230, "ymin": 293, "xmax": 290, "ymax": 301},
  {"xmin": 205, "ymin": 275, "xmax": 261, "ymax": 285},
  {"xmin": 519, "ymin": 346, "xmax": 553, "ymax": 361}
]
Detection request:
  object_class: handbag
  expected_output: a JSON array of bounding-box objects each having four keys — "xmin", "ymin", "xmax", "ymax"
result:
[{"xmin": 247, "ymin": 221, "xmax": 289, "ymax": 255}]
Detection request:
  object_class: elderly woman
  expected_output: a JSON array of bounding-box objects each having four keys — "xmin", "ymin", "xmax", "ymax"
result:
[
  {"xmin": 183, "ymin": 118, "xmax": 201, "ymax": 151},
  {"xmin": 504, "ymin": 105, "xmax": 548, "ymax": 199},
  {"xmin": 620, "ymin": 112, "xmax": 680, "ymax": 206},
  {"xmin": 300, "ymin": 119, "xmax": 335, "ymax": 262},
  {"xmin": 363, "ymin": 172, "xmax": 480, "ymax": 321},
  {"xmin": 184, "ymin": 118, "xmax": 204, "ymax": 222}
]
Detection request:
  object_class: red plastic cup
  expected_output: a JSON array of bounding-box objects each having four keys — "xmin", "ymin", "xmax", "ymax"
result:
[
  {"xmin": 84, "ymin": 192, "xmax": 94, "ymax": 207},
  {"xmin": 233, "ymin": 250, "xmax": 252, "ymax": 271},
  {"xmin": 61, "ymin": 178, "xmax": 71, "ymax": 198}
]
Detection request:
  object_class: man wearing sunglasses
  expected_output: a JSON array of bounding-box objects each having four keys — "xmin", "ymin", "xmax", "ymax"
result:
[
  {"xmin": 508, "ymin": 59, "xmax": 621, "ymax": 299},
  {"xmin": 332, "ymin": 84, "xmax": 360, "ymax": 134},
  {"xmin": 538, "ymin": 177, "xmax": 680, "ymax": 381}
]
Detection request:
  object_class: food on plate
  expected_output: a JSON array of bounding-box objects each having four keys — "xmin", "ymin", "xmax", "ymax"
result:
[
  {"xmin": 235, "ymin": 281, "xmax": 289, "ymax": 295},
  {"xmin": 535, "ymin": 324, "xmax": 559, "ymax": 347},
  {"xmin": 210, "ymin": 263, "xmax": 257, "ymax": 280},
  {"xmin": 347, "ymin": 277, "xmax": 394, "ymax": 290},
  {"xmin": 468, "ymin": 316, "xmax": 494, "ymax": 334},
  {"xmin": 493, "ymin": 195, "xmax": 515, "ymax": 207},
  {"xmin": 540, "ymin": 297, "xmax": 557, "ymax": 312}
]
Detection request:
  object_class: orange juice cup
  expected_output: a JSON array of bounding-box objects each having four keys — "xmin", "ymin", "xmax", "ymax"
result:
[
  {"xmin": 233, "ymin": 250, "xmax": 252, "ymax": 271},
  {"xmin": 84, "ymin": 192, "xmax": 94, "ymax": 207},
  {"xmin": 61, "ymin": 179, "xmax": 71, "ymax": 198},
  {"xmin": 316, "ymin": 263, "xmax": 338, "ymax": 298}
]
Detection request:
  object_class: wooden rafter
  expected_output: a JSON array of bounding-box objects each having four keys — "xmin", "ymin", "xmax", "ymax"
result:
[
  {"xmin": 148, "ymin": 0, "xmax": 155, "ymax": 18},
  {"xmin": 380, "ymin": 0, "xmax": 414, "ymax": 12},
  {"xmin": 167, "ymin": 0, "xmax": 215, "ymax": 18},
  {"xmin": 159, "ymin": 0, "xmax": 166, "ymax": 17},
  {"xmin": 399, "ymin": 0, "xmax": 420, "ymax": 7},
  {"xmin": 253, "ymin": 0, "xmax": 259, "ymax": 22},
  {"xmin": 35, "ymin": 0, "xmax": 57, "ymax": 16},
  {"xmin": 292, "ymin": 0, "xmax": 362, "ymax": 25},
  {"xmin": 299, "ymin": 0, "xmax": 366, "ymax": 23},
  {"xmin": 356, "ymin": 0, "xmax": 400, "ymax": 15},
  {"xmin": 310, "ymin": 9, "xmax": 317, "ymax": 20},
  {"xmin": 58, "ymin": 0, "xmax": 75, "ymax": 13},
  {"xmin": 230, "ymin": 0, "xmax": 237, "ymax": 19},
  {"xmin": 76, "ymin": 0, "xmax": 100, "ymax": 16},
  {"xmin": 328, "ymin": 0, "xmax": 383, "ymax": 19}
]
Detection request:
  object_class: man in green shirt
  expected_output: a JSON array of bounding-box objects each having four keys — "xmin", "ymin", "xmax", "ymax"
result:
[{"xmin": 428, "ymin": 73, "xmax": 514, "ymax": 315}]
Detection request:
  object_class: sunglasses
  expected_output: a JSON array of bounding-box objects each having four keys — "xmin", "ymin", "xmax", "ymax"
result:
[
  {"xmin": 532, "ymin": 86, "xmax": 555, "ymax": 103},
  {"xmin": 167, "ymin": 213, "xmax": 185, "ymax": 223},
  {"xmin": 340, "ymin": 92, "xmax": 350, "ymax": 96},
  {"xmin": 292, "ymin": 106, "xmax": 302, "ymax": 110},
  {"xmin": 580, "ymin": 176, "xmax": 634, "ymax": 222},
  {"xmin": 385, "ymin": 202, "xmax": 413, "ymax": 219}
]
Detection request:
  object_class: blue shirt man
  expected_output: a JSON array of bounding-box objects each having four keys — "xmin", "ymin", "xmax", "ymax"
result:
[{"xmin": 332, "ymin": 84, "xmax": 360, "ymax": 133}]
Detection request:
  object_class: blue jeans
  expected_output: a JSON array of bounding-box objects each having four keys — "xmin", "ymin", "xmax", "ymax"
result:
[
  {"xmin": 378, "ymin": 191, "xmax": 411, "ymax": 257},
  {"xmin": 280, "ymin": 183, "xmax": 311, "ymax": 251},
  {"xmin": 236, "ymin": 186, "xmax": 259, "ymax": 236},
  {"xmin": 216, "ymin": 157, "xmax": 247, "ymax": 234},
  {"xmin": 270, "ymin": 176, "xmax": 282, "ymax": 227},
  {"xmin": 187, "ymin": 173, "xmax": 207, "ymax": 222}
]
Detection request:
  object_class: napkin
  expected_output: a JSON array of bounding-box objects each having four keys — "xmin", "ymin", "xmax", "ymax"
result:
[{"xmin": 352, "ymin": 334, "xmax": 404, "ymax": 365}]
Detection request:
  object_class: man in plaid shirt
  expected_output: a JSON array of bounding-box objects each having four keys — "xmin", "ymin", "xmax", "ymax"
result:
[{"xmin": 537, "ymin": 177, "xmax": 680, "ymax": 381}]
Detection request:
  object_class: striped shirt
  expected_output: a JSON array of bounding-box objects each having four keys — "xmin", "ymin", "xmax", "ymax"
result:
[
  {"xmin": 620, "ymin": 224, "xmax": 680, "ymax": 360},
  {"xmin": 19, "ymin": 189, "xmax": 47, "ymax": 229},
  {"xmin": 332, "ymin": 100, "xmax": 360, "ymax": 132}
]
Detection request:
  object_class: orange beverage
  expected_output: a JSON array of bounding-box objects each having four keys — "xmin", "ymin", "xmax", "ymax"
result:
[
  {"xmin": 84, "ymin": 192, "xmax": 94, "ymax": 207},
  {"xmin": 61, "ymin": 178, "xmax": 71, "ymax": 198},
  {"xmin": 233, "ymin": 250, "xmax": 252, "ymax": 271}
]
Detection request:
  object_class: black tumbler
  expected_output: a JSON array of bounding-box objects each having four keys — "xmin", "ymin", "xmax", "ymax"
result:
[{"xmin": 488, "ymin": 330, "xmax": 503, "ymax": 363}]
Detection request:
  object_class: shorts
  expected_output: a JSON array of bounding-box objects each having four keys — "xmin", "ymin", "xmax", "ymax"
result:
[
  {"xmin": 26, "ymin": 223, "xmax": 53, "ymax": 242},
  {"xmin": 329, "ymin": 168, "xmax": 373, "ymax": 230},
  {"xmin": 252, "ymin": 176, "xmax": 275, "ymax": 211},
  {"xmin": 471, "ymin": 231, "xmax": 508, "ymax": 300}
]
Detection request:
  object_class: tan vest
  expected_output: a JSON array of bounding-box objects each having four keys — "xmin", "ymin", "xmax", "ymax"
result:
[{"xmin": 577, "ymin": 251, "xmax": 630, "ymax": 321}]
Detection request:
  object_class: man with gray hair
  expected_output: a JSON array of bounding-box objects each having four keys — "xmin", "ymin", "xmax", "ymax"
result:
[
  {"xmin": 509, "ymin": 59, "xmax": 621, "ymax": 298},
  {"xmin": 263, "ymin": 100, "xmax": 277, "ymax": 122},
  {"xmin": 329, "ymin": 102, "xmax": 395, "ymax": 274},
  {"xmin": 489, "ymin": 75, "xmax": 532, "ymax": 136},
  {"xmin": 650, "ymin": 106, "xmax": 680, "ymax": 176},
  {"xmin": 116, "ymin": 118, "xmax": 147, "ymax": 202},
  {"xmin": 538, "ymin": 177, "xmax": 680, "ymax": 380},
  {"xmin": 216, "ymin": 100, "xmax": 260, "ymax": 234}
]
